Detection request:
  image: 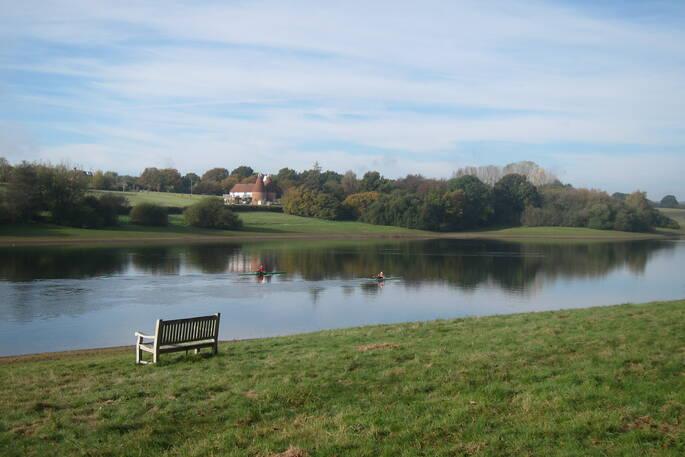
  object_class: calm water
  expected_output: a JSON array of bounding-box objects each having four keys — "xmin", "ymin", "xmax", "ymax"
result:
[{"xmin": 1, "ymin": 238, "xmax": 684, "ymax": 356}]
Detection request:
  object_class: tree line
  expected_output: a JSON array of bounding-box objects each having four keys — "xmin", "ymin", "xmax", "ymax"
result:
[
  {"xmin": 0, "ymin": 157, "xmax": 680, "ymax": 233},
  {"xmin": 278, "ymin": 167, "xmax": 679, "ymax": 232},
  {"xmin": 0, "ymin": 160, "xmax": 241, "ymax": 230}
]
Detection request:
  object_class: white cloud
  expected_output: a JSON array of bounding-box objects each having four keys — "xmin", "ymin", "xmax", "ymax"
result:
[{"xmin": 0, "ymin": 0, "xmax": 683, "ymax": 197}]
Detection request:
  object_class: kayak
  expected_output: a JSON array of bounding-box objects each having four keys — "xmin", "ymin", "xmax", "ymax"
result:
[
  {"xmin": 239, "ymin": 271, "xmax": 287, "ymax": 276},
  {"xmin": 364, "ymin": 276, "xmax": 401, "ymax": 282}
]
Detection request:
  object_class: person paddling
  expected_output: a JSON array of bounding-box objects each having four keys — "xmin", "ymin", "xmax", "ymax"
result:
[
  {"xmin": 374, "ymin": 271, "xmax": 385, "ymax": 280},
  {"xmin": 257, "ymin": 264, "xmax": 266, "ymax": 275}
]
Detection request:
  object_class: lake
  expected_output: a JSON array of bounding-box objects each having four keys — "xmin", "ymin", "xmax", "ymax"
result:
[{"xmin": 1, "ymin": 238, "xmax": 684, "ymax": 356}]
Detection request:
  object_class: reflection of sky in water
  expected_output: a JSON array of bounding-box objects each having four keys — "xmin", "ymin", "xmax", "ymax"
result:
[{"xmin": 0, "ymin": 239, "xmax": 684, "ymax": 356}]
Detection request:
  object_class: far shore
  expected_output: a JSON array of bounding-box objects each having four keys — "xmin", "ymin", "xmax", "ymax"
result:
[
  {"xmin": 0, "ymin": 226, "xmax": 677, "ymax": 247},
  {"xmin": 1, "ymin": 211, "xmax": 681, "ymax": 247}
]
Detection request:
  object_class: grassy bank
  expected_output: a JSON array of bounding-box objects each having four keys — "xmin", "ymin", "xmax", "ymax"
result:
[
  {"xmin": 1, "ymin": 300, "xmax": 684, "ymax": 456},
  {"xmin": 0, "ymin": 212, "xmax": 675, "ymax": 246},
  {"xmin": 91, "ymin": 190, "xmax": 209, "ymax": 207},
  {"xmin": 0, "ymin": 212, "xmax": 428, "ymax": 245},
  {"xmin": 659, "ymin": 208, "xmax": 685, "ymax": 233}
]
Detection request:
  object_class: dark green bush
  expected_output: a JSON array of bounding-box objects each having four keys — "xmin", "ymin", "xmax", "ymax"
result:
[
  {"xmin": 95, "ymin": 194, "xmax": 129, "ymax": 226},
  {"xmin": 130, "ymin": 203, "xmax": 168, "ymax": 226},
  {"xmin": 282, "ymin": 187, "xmax": 344, "ymax": 220},
  {"xmin": 183, "ymin": 198, "xmax": 242, "ymax": 229},
  {"xmin": 0, "ymin": 195, "xmax": 9, "ymax": 225}
]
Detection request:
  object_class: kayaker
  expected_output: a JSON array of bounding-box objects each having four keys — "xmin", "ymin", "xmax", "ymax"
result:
[
  {"xmin": 257, "ymin": 264, "xmax": 266, "ymax": 275},
  {"xmin": 375, "ymin": 271, "xmax": 385, "ymax": 280}
]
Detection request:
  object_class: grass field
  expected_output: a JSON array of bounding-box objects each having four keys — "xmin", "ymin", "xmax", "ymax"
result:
[
  {"xmin": 0, "ymin": 212, "xmax": 427, "ymax": 244},
  {"xmin": 467, "ymin": 226, "xmax": 666, "ymax": 240},
  {"xmin": 91, "ymin": 190, "xmax": 209, "ymax": 207},
  {"xmin": 659, "ymin": 208, "xmax": 685, "ymax": 233},
  {"xmin": 1, "ymin": 299, "xmax": 683, "ymax": 456}
]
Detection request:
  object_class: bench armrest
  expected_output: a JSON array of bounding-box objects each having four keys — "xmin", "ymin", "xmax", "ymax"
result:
[{"xmin": 135, "ymin": 331, "xmax": 155, "ymax": 339}]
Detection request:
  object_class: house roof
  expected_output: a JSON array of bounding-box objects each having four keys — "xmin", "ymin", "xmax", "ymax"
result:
[{"xmin": 229, "ymin": 183, "xmax": 254, "ymax": 193}]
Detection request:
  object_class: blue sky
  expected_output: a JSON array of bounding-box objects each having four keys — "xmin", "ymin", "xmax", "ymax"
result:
[{"xmin": 0, "ymin": 0, "xmax": 684, "ymax": 199}]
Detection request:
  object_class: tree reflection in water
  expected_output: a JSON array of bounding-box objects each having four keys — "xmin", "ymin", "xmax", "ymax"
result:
[{"xmin": 0, "ymin": 239, "xmax": 674, "ymax": 292}]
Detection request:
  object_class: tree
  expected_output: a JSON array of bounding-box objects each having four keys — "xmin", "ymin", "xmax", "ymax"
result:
[
  {"xmin": 180, "ymin": 173, "xmax": 200, "ymax": 194},
  {"xmin": 91, "ymin": 170, "xmax": 118, "ymax": 190},
  {"xmin": 230, "ymin": 166, "xmax": 254, "ymax": 178},
  {"xmin": 493, "ymin": 174, "xmax": 540, "ymax": 226},
  {"xmin": 139, "ymin": 168, "xmax": 163, "ymax": 191},
  {"xmin": 341, "ymin": 170, "xmax": 359, "ymax": 195},
  {"xmin": 192, "ymin": 180, "xmax": 223, "ymax": 195},
  {"xmin": 441, "ymin": 190, "xmax": 466, "ymax": 230},
  {"xmin": 360, "ymin": 171, "xmax": 383, "ymax": 192},
  {"xmin": 447, "ymin": 175, "xmax": 494, "ymax": 228},
  {"xmin": 342, "ymin": 192, "xmax": 380, "ymax": 219},
  {"xmin": 37, "ymin": 164, "xmax": 90, "ymax": 226},
  {"xmin": 130, "ymin": 203, "xmax": 168, "ymax": 226},
  {"xmin": 183, "ymin": 198, "xmax": 242, "ymax": 229},
  {"xmin": 5, "ymin": 162, "xmax": 41, "ymax": 222},
  {"xmin": 0, "ymin": 157, "xmax": 12, "ymax": 182},
  {"xmin": 202, "ymin": 167, "xmax": 230, "ymax": 182},
  {"xmin": 454, "ymin": 161, "xmax": 557, "ymax": 186},
  {"xmin": 275, "ymin": 168, "xmax": 300, "ymax": 191},
  {"xmin": 660, "ymin": 195, "xmax": 679, "ymax": 208},
  {"xmin": 282, "ymin": 187, "xmax": 344, "ymax": 220},
  {"xmin": 159, "ymin": 168, "xmax": 182, "ymax": 192}
]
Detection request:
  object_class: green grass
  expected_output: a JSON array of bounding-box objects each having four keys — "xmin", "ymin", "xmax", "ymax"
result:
[
  {"xmin": 659, "ymin": 208, "xmax": 685, "ymax": 233},
  {"xmin": 239, "ymin": 212, "xmax": 427, "ymax": 235},
  {"xmin": 1, "ymin": 300, "xmax": 683, "ymax": 456},
  {"xmin": 0, "ymin": 212, "xmax": 426, "ymax": 243},
  {"xmin": 91, "ymin": 190, "xmax": 209, "ymax": 207},
  {"xmin": 472, "ymin": 226, "xmax": 663, "ymax": 240}
]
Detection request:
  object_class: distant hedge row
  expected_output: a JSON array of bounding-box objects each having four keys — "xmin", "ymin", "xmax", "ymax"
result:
[{"xmin": 225, "ymin": 205, "xmax": 283, "ymax": 213}]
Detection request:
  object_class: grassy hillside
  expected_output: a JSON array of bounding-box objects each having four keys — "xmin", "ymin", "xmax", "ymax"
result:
[
  {"xmin": 1, "ymin": 299, "xmax": 684, "ymax": 456},
  {"xmin": 91, "ymin": 190, "xmax": 209, "ymax": 207},
  {"xmin": 0, "ymin": 212, "xmax": 427, "ymax": 243},
  {"xmin": 659, "ymin": 208, "xmax": 685, "ymax": 233},
  {"xmin": 462, "ymin": 226, "xmax": 662, "ymax": 240}
]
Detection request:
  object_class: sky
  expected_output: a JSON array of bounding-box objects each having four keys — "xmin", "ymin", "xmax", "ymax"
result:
[{"xmin": 0, "ymin": 0, "xmax": 684, "ymax": 199}]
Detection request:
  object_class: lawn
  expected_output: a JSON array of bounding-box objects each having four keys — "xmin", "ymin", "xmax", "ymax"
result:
[
  {"xmin": 0, "ymin": 212, "xmax": 426, "ymax": 243},
  {"xmin": 469, "ymin": 226, "xmax": 665, "ymax": 240},
  {"xmin": 91, "ymin": 190, "xmax": 209, "ymax": 207},
  {"xmin": 1, "ymin": 299, "xmax": 683, "ymax": 456},
  {"xmin": 659, "ymin": 208, "xmax": 685, "ymax": 233}
]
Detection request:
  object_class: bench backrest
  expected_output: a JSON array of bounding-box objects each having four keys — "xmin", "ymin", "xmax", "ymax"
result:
[{"xmin": 157, "ymin": 314, "xmax": 220, "ymax": 345}]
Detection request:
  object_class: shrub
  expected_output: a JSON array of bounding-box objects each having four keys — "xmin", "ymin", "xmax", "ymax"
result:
[
  {"xmin": 96, "ymin": 194, "xmax": 129, "ymax": 226},
  {"xmin": 0, "ymin": 195, "xmax": 9, "ymax": 225},
  {"xmin": 183, "ymin": 198, "xmax": 242, "ymax": 230},
  {"xmin": 130, "ymin": 203, "xmax": 168, "ymax": 226},
  {"xmin": 342, "ymin": 192, "xmax": 380, "ymax": 219},
  {"xmin": 282, "ymin": 187, "xmax": 344, "ymax": 220}
]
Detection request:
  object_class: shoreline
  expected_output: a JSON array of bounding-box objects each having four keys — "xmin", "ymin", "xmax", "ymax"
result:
[{"xmin": 3, "ymin": 299, "xmax": 683, "ymax": 363}]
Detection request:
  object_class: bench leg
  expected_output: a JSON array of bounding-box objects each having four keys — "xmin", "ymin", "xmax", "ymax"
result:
[
  {"xmin": 153, "ymin": 350, "xmax": 158, "ymax": 364},
  {"xmin": 135, "ymin": 337, "xmax": 143, "ymax": 365},
  {"xmin": 213, "ymin": 342, "xmax": 218, "ymax": 355}
]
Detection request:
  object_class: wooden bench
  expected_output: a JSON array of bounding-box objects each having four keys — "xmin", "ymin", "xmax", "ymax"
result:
[{"xmin": 135, "ymin": 313, "xmax": 221, "ymax": 364}]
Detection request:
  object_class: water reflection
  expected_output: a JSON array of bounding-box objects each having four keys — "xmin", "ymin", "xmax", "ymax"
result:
[
  {"xmin": 1, "ymin": 239, "xmax": 683, "ymax": 356},
  {"xmin": 0, "ymin": 239, "xmax": 673, "ymax": 288}
]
